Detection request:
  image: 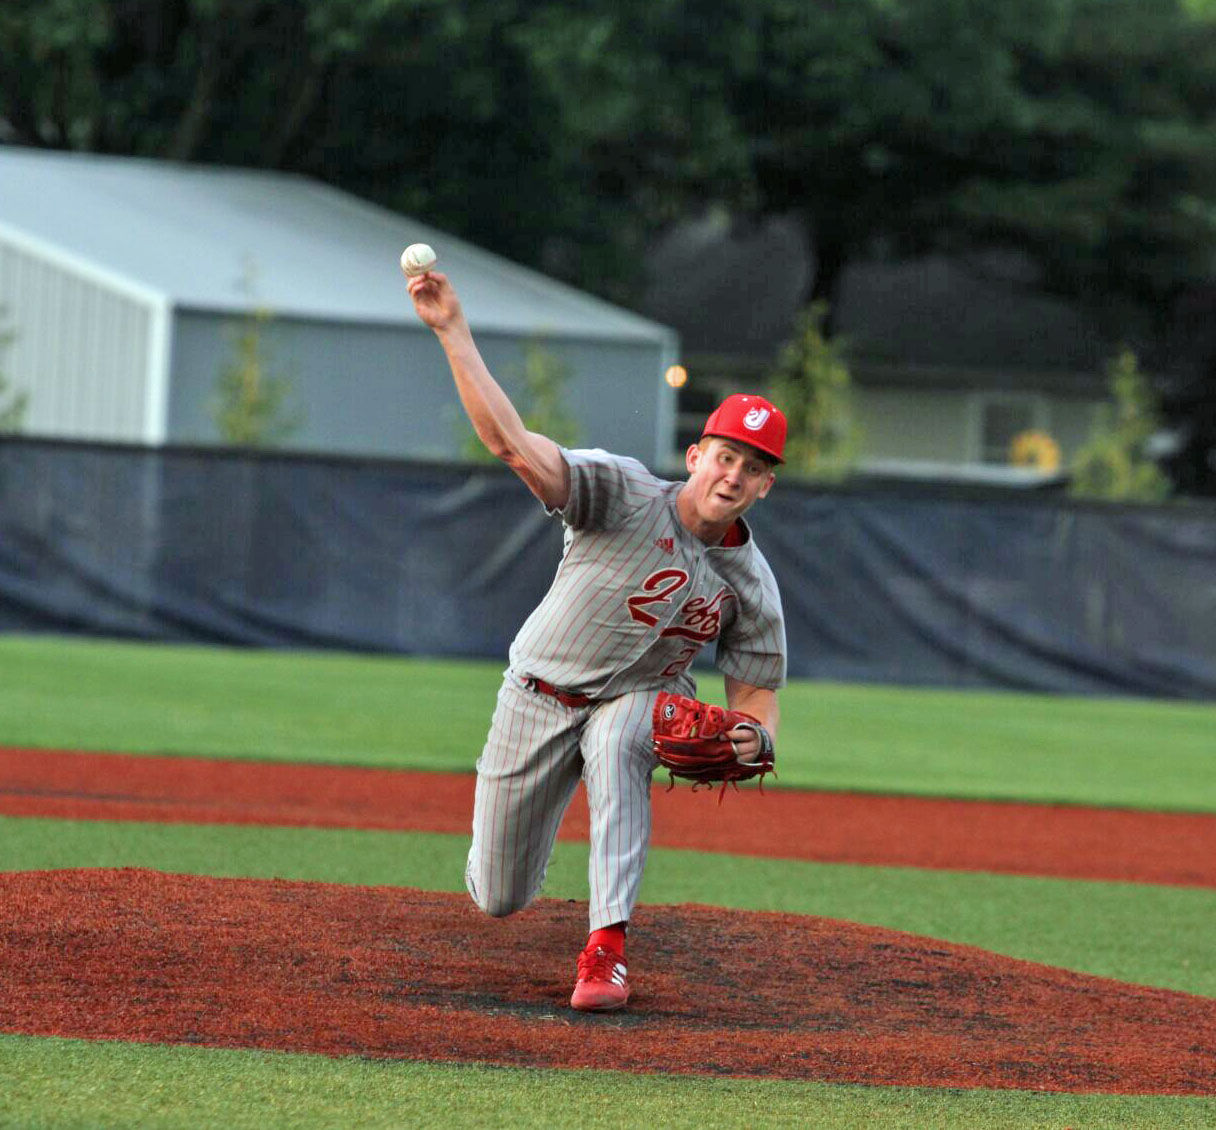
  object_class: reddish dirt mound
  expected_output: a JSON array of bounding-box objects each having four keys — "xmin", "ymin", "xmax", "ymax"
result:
[
  {"xmin": 4, "ymin": 748, "xmax": 1216, "ymax": 887},
  {"xmin": 2, "ymin": 868, "xmax": 1213, "ymax": 1093}
]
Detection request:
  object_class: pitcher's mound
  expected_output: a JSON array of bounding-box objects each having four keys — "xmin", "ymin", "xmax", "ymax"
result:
[{"xmin": 2, "ymin": 869, "xmax": 1213, "ymax": 1094}]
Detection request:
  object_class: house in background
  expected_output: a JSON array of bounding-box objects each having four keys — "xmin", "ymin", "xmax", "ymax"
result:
[
  {"xmin": 643, "ymin": 210, "xmax": 1127, "ymax": 483},
  {"xmin": 0, "ymin": 147, "xmax": 679, "ymax": 469}
]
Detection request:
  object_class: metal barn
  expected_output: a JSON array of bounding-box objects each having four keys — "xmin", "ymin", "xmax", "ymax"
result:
[{"xmin": 0, "ymin": 147, "xmax": 680, "ymax": 468}]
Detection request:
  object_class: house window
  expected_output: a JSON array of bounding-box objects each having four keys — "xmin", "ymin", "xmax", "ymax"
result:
[{"xmin": 974, "ymin": 395, "xmax": 1045, "ymax": 465}]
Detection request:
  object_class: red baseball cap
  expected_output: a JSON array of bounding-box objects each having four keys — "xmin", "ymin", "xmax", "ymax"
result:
[{"xmin": 700, "ymin": 394, "xmax": 787, "ymax": 464}]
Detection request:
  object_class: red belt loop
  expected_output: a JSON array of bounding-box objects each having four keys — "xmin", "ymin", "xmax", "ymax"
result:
[{"xmin": 524, "ymin": 676, "xmax": 594, "ymax": 709}]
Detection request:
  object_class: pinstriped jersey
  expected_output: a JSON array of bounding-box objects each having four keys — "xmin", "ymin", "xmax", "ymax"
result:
[{"xmin": 508, "ymin": 448, "xmax": 786, "ymax": 699}]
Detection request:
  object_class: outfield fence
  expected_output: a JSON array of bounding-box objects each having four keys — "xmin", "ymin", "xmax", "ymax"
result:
[{"xmin": 1, "ymin": 437, "xmax": 1214, "ymax": 699}]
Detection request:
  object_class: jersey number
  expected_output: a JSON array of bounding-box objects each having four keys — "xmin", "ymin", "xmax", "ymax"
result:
[
  {"xmin": 625, "ymin": 568, "xmax": 688, "ymax": 627},
  {"xmin": 625, "ymin": 568, "xmax": 735, "ymax": 643}
]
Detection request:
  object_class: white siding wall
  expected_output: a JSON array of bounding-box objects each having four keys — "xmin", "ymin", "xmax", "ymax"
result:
[
  {"xmin": 856, "ymin": 387, "xmax": 973, "ymax": 462},
  {"xmin": 1050, "ymin": 396, "xmax": 1104, "ymax": 459},
  {"xmin": 167, "ymin": 310, "xmax": 675, "ymax": 467},
  {"xmin": 0, "ymin": 240, "xmax": 153, "ymax": 442},
  {"xmin": 856, "ymin": 385, "xmax": 1104, "ymax": 467}
]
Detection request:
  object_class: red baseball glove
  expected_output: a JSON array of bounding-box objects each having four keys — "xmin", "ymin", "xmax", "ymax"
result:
[{"xmin": 651, "ymin": 692, "xmax": 775, "ymax": 800}]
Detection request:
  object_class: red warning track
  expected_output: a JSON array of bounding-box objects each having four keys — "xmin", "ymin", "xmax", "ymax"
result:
[
  {"xmin": 2, "ymin": 869, "xmax": 1213, "ymax": 1094},
  {"xmin": 3, "ymin": 747, "xmax": 1216, "ymax": 887}
]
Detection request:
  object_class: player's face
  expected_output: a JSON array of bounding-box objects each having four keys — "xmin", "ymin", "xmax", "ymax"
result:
[{"xmin": 685, "ymin": 438, "xmax": 775, "ymax": 524}]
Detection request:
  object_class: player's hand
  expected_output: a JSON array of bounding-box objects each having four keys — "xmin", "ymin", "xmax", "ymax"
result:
[
  {"xmin": 405, "ymin": 270, "xmax": 463, "ymax": 333},
  {"xmin": 726, "ymin": 725, "xmax": 762, "ymax": 763}
]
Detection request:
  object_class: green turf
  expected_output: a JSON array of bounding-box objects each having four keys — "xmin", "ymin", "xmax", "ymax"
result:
[
  {"xmin": 4, "ymin": 816, "xmax": 1213, "ymax": 998},
  {"xmin": 2, "ymin": 633, "xmax": 1214, "ymax": 810},
  {"xmin": 0, "ymin": 634, "xmax": 500, "ymax": 771},
  {"xmin": 3, "ymin": 1036, "xmax": 1214, "ymax": 1130}
]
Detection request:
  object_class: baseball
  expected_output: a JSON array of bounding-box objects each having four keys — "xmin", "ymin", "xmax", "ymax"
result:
[
  {"xmin": 401, "ymin": 243, "xmax": 437, "ymax": 277},
  {"xmin": 664, "ymin": 364, "xmax": 688, "ymax": 389}
]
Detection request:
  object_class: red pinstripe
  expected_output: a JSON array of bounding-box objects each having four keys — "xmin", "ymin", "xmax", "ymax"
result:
[{"xmin": 468, "ymin": 449, "xmax": 785, "ymax": 933}]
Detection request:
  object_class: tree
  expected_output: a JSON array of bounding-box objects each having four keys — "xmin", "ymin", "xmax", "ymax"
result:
[
  {"xmin": 0, "ymin": 0, "xmax": 741, "ymax": 304},
  {"xmin": 211, "ymin": 269, "xmax": 302, "ymax": 447},
  {"xmin": 1070, "ymin": 348, "xmax": 1172, "ymax": 502},
  {"xmin": 7, "ymin": 1, "xmax": 1216, "ymax": 481},
  {"xmin": 0, "ymin": 315, "xmax": 28, "ymax": 433},
  {"xmin": 766, "ymin": 304, "xmax": 858, "ymax": 478},
  {"xmin": 9, "ymin": 1, "xmax": 1214, "ymax": 317},
  {"xmin": 0, "ymin": 1, "xmax": 422, "ymax": 159},
  {"xmin": 726, "ymin": 0, "xmax": 1216, "ymax": 334}
]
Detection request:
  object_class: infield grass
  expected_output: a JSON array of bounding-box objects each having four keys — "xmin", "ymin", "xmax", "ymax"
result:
[
  {"xmin": 2, "ymin": 633, "xmax": 1215, "ymax": 810},
  {"xmin": 3, "ymin": 1035, "xmax": 1216, "ymax": 1130},
  {"xmin": 4, "ymin": 816, "xmax": 1213, "ymax": 998}
]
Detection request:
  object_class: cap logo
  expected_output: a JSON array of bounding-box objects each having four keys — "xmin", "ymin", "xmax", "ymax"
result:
[{"xmin": 743, "ymin": 407, "xmax": 770, "ymax": 431}]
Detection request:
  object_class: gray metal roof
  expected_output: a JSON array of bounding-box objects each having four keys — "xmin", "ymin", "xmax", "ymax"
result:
[{"xmin": 0, "ymin": 146, "xmax": 672, "ymax": 343}]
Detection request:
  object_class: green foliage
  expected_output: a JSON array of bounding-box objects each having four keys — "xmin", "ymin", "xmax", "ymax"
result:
[
  {"xmin": 212, "ymin": 309, "xmax": 302, "ymax": 447},
  {"xmin": 512, "ymin": 337, "xmax": 582, "ymax": 447},
  {"xmin": 0, "ymin": 0, "xmax": 740, "ymax": 301},
  {"xmin": 211, "ymin": 269, "xmax": 303, "ymax": 448},
  {"xmin": 0, "ymin": 377, "xmax": 26, "ymax": 433},
  {"xmin": 733, "ymin": 0, "xmax": 1216, "ymax": 316},
  {"xmin": 0, "ymin": 317, "xmax": 28, "ymax": 434},
  {"xmin": 4, "ymin": 0, "xmax": 1216, "ymax": 315},
  {"xmin": 1070, "ymin": 348, "xmax": 1172, "ymax": 502},
  {"xmin": 766, "ymin": 304, "xmax": 858, "ymax": 478},
  {"xmin": 460, "ymin": 337, "xmax": 581, "ymax": 461}
]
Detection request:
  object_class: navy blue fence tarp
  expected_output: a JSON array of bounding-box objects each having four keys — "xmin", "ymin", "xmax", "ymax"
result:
[{"xmin": 2, "ymin": 438, "xmax": 1215, "ymax": 698}]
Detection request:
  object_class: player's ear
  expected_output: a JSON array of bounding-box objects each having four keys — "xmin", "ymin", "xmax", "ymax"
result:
[
  {"xmin": 685, "ymin": 443, "xmax": 704, "ymax": 474},
  {"xmin": 757, "ymin": 470, "xmax": 776, "ymax": 499}
]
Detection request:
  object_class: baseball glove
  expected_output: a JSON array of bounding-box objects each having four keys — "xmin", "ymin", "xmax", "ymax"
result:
[{"xmin": 651, "ymin": 692, "xmax": 775, "ymax": 801}]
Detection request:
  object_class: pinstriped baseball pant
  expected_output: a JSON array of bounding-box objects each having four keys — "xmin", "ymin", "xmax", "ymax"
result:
[{"xmin": 465, "ymin": 670, "xmax": 659, "ymax": 932}]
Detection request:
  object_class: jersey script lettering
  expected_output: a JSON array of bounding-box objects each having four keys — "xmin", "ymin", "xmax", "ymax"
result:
[
  {"xmin": 625, "ymin": 569, "xmax": 736, "ymax": 642},
  {"xmin": 660, "ymin": 589, "xmax": 735, "ymax": 642}
]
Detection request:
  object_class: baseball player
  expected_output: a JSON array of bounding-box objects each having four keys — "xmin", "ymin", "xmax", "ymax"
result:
[{"xmin": 405, "ymin": 265, "xmax": 786, "ymax": 1012}]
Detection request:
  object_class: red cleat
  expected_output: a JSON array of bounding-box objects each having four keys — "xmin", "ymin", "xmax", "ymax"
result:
[{"xmin": 570, "ymin": 944, "xmax": 629, "ymax": 1012}]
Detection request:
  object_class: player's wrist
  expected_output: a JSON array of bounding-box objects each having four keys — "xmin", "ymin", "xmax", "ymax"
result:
[{"xmin": 432, "ymin": 308, "xmax": 471, "ymax": 340}]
